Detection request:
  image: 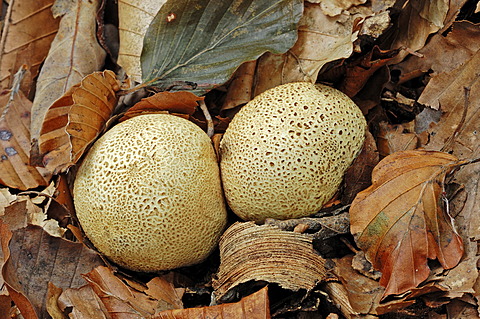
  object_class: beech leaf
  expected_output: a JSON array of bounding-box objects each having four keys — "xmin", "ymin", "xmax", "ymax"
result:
[
  {"xmin": 120, "ymin": 91, "xmax": 202, "ymax": 122},
  {"xmin": 141, "ymin": 0, "xmax": 303, "ymax": 94},
  {"xmin": 0, "ymin": 0, "xmax": 59, "ymax": 92},
  {"xmin": 350, "ymin": 150, "xmax": 466, "ymax": 298},
  {"xmin": 35, "ymin": 70, "xmax": 120, "ymax": 174},
  {"xmin": 156, "ymin": 286, "xmax": 270, "ymax": 319},
  {"xmin": 0, "ymin": 88, "xmax": 51, "ymax": 190}
]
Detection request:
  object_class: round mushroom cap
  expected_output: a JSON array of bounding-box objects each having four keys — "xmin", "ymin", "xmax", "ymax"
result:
[
  {"xmin": 220, "ymin": 82, "xmax": 366, "ymax": 222},
  {"xmin": 73, "ymin": 114, "xmax": 227, "ymax": 272}
]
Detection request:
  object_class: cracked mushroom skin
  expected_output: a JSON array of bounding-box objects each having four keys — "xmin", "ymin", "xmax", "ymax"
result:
[
  {"xmin": 220, "ymin": 82, "xmax": 367, "ymax": 222},
  {"xmin": 73, "ymin": 114, "xmax": 227, "ymax": 272}
]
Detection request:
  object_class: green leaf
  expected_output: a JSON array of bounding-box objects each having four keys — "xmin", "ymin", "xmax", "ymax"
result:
[{"xmin": 141, "ymin": 0, "xmax": 303, "ymax": 94}]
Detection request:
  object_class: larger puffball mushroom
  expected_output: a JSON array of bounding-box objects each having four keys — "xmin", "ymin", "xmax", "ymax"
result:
[
  {"xmin": 220, "ymin": 82, "xmax": 367, "ymax": 222},
  {"xmin": 73, "ymin": 114, "xmax": 227, "ymax": 272}
]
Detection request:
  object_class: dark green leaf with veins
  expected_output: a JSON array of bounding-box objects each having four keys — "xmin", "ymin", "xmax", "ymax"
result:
[{"xmin": 141, "ymin": 0, "xmax": 303, "ymax": 94}]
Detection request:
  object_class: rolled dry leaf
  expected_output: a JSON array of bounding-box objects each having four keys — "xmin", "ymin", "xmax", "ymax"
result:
[
  {"xmin": 37, "ymin": 70, "xmax": 120, "ymax": 174},
  {"xmin": 213, "ymin": 222, "xmax": 327, "ymax": 299}
]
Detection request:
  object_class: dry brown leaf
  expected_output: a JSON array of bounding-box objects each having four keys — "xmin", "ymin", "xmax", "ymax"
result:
[
  {"xmin": 57, "ymin": 285, "xmax": 109, "ymax": 319},
  {"xmin": 388, "ymin": 0, "xmax": 449, "ymax": 64},
  {"xmin": 0, "ymin": 88, "xmax": 51, "ymax": 190},
  {"xmin": 30, "ymin": 0, "xmax": 106, "ymax": 162},
  {"xmin": 0, "ymin": 0, "xmax": 59, "ymax": 92},
  {"xmin": 34, "ymin": 70, "xmax": 120, "ymax": 174},
  {"xmin": 350, "ymin": 150, "xmax": 466, "ymax": 298},
  {"xmin": 221, "ymin": 61, "xmax": 256, "ymax": 111},
  {"xmin": 117, "ymin": 0, "xmax": 167, "ymax": 82},
  {"xmin": 82, "ymin": 266, "xmax": 183, "ymax": 318},
  {"xmin": 331, "ymin": 255, "xmax": 417, "ymax": 316},
  {"xmin": 213, "ymin": 222, "xmax": 327, "ymax": 300},
  {"xmin": 254, "ymin": 1, "xmax": 369, "ymax": 95},
  {"xmin": 339, "ymin": 46, "xmax": 399, "ymax": 97},
  {"xmin": 417, "ymin": 50, "xmax": 480, "ymax": 242},
  {"xmin": 0, "ymin": 222, "xmax": 103, "ymax": 318},
  {"xmin": 46, "ymin": 282, "xmax": 65, "ymax": 319},
  {"xmin": 155, "ymin": 286, "xmax": 270, "ymax": 319},
  {"xmin": 341, "ymin": 130, "xmax": 379, "ymax": 204},
  {"xmin": 395, "ymin": 21, "xmax": 480, "ymax": 83},
  {"xmin": 376, "ymin": 121, "xmax": 419, "ymax": 157},
  {"xmin": 120, "ymin": 91, "xmax": 202, "ymax": 122}
]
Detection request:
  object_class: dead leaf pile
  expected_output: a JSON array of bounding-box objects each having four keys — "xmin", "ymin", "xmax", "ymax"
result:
[{"xmin": 1, "ymin": 0, "xmax": 480, "ymax": 318}]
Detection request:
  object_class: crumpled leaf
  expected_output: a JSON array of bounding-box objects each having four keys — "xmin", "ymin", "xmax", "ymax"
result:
[
  {"xmin": 0, "ymin": 221, "xmax": 104, "ymax": 318},
  {"xmin": 339, "ymin": 46, "xmax": 399, "ymax": 97},
  {"xmin": 253, "ymin": 1, "xmax": 371, "ymax": 95},
  {"xmin": 120, "ymin": 91, "xmax": 202, "ymax": 122},
  {"xmin": 213, "ymin": 222, "xmax": 327, "ymax": 300},
  {"xmin": 117, "ymin": 0, "xmax": 166, "ymax": 82},
  {"xmin": 394, "ymin": 21, "xmax": 480, "ymax": 83},
  {"xmin": 34, "ymin": 70, "xmax": 120, "ymax": 174},
  {"xmin": 350, "ymin": 150, "xmax": 466, "ymax": 298},
  {"xmin": 156, "ymin": 286, "xmax": 270, "ymax": 319},
  {"xmin": 141, "ymin": 0, "xmax": 303, "ymax": 95},
  {"xmin": 77, "ymin": 266, "xmax": 183, "ymax": 318},
  {"xmin": 0, "ymin": 87, "xmax": 51, "ymax": 190},
  {"xmin": 30, "ymin": 0, "xmax": 106, "ymax": 162},
  {"xmin": 387, "ymin": 0, "xmax": 449, "ymax": 64},
  {"xmin": 0, "ymin": 0, "xmax": 59, "ymax": 93}
]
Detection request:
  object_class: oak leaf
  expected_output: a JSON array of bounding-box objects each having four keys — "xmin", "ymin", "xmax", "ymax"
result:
[{"xmin": 350, "ymin": 150, "xmax": 465, "ymax": 298}]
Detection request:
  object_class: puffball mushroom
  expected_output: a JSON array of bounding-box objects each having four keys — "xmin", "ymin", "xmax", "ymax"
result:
[
  {"xmin": 220, "ymin": 82, "xmax": 367, "ymax": 222},
  {"xmin": 73, "ymin": 114, "xmax": 227, "ymax": 272}
]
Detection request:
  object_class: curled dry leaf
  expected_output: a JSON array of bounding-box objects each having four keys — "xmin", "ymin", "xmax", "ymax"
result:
[
  {"xmin": 79, "ymin": 266, "xmax": 183, "ymax": 318},
  {"xmin": 0, "ymin": 0, "xmax": 59, "ymax": 92},
  {"xmin": 254, "ymin": 1, "xmax": 368, "ymax": 95},
  {"xmin": 350, "ymin": 150, "xmax": 466, "ymax": 298},
  {"xmin": 213, "ymin": 222, "xmax": 326, "ymax": 300},
  {"xmin": 120, "ymin": 91, "xmax": 203, "ymax": 122},
  {"xmin": 0, "ymin": 89, "xmax": 51, "ymax": 190},
  {"xmin": 36, "ymin": 70, "xmax": 120, "ymax": 174},
  {"xmin": 338, "ymin": 46, "xmax": 399, "ymax": 97},
  {"xmin": 117, "ymin": 0, "xmax": 166, "ymax": 82},
  {"xmin": 156, "ymin": 286, "xmax": 270, "ymax": 319},
  {"xmin": 30, "ymin": 0, "xmax": 106, "ymax": 161}
]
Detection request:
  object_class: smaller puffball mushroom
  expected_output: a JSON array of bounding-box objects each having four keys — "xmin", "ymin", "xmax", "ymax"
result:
[
  {"xmin": 73, "ymin": 114, "xmax": 227, "ymax": 272},
  {"xmin": 220, "ymin": 82, "xmax": 367, "ymax": 222}
]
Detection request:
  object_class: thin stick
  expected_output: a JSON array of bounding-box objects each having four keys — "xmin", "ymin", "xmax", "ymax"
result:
[{"xmin": 199, "ymin": 100, "xmax": 214, "ymax": 138}]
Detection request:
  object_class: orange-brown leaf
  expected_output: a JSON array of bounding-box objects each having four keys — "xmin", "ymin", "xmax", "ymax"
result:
[
  {"xmin": 36, "ymin": 70, "xmax": 119, "ymax": 174},
  {"xmin": 120, "ymin": 91, "xmax": 203, "ymax": 122},
  {"xmin": 350, "ymin": 150, "xmax": 464, "ymax": 298},
  {"xmin": 0, "ymin": 0, "xmax": 59, "ymax": 92},
  {"xmin": 82, "ymin": 266, "xmax": 183, "ymax": 318},
  {"xmin": 0, "ymin": 90, "xmax": 51, "ymax": 190},
  {"xmin": 154, "ymin": 286, "xmax": 270, "ymax": 319}
]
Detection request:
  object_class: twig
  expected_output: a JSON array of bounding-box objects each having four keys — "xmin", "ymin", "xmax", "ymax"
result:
[{"xmin": 198, "ymin": 100, "xmax": 214, "ymax": 138}]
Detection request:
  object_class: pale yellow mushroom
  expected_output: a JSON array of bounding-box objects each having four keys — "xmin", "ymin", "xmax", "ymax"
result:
[
  {"xmin": 74, "ymin": 114, "xmax": 227, "ymax": 272},
  {"xmin": 220, "ymin": 82, "xmax": 367, "ymax": 222}
]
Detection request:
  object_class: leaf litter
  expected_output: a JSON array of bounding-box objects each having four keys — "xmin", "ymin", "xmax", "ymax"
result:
[{"xmin": 1, "ymin": 0, "xmax": 480, "ymax": 318}]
